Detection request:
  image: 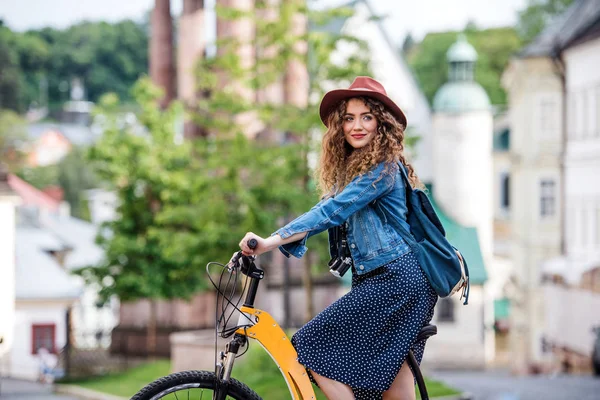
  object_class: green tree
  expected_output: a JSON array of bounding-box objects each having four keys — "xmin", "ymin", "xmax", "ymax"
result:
[
  {"xmin": 0, "ymin": 109, "xmax": 27, "ymax": 170},
  {"xmin": 9, "ymin": 30, "xmax": 50, "ymax": 110},
  {"xmin": 5, "ymin": 20, "xmax": 148, "ymax": 110},
  {"xmin": 407, "ymin": 27, "xmax": 522, "ymax": 106},
  {"xmin": 517, "ymin": 0, "xmax": 575, "ymax": 44},
  {"xmin": 0, "ymin": 25, "xmax": 25, "ymax": 112},
  {"xmin": 57, "ymin": 146, "xmax": 98, "ymax": 219}
]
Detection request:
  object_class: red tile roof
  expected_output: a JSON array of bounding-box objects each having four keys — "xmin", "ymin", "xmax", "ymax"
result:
[{"xmin": 7, "ymin": 174, "xmax": 61, "ymax": 212}]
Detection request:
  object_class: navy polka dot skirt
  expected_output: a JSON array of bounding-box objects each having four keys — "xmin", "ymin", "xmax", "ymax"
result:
[{"xmin": 291, "ymin": 250, "xmax": 437, "ymax": 399}]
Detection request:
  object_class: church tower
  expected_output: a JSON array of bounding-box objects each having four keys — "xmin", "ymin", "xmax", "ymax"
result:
[{"xmin": 432, "ymin": 35, "xmax": 494, "ymax": 262}]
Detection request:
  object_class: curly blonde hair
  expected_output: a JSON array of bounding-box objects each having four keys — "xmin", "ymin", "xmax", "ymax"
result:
[{"xmin": 316, "ymin": 96, "xmax": 422, "ymax": 197}]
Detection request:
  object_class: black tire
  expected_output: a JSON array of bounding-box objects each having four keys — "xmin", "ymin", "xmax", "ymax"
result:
[{"xmin": 131, "ymin": 370, "xmax": 262, "ymax": 400}]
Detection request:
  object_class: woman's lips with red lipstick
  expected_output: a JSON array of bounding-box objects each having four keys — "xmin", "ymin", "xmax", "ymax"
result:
[{"xmin": 351, "ymin": 134, "xmax": 366, "ymax": 139}]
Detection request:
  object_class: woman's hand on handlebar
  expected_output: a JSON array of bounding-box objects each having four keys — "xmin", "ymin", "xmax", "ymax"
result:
[
  {"xmin": 239, "ymin": 232, "xmax": 273, "ymax": 256},
  {"xmin": 238, "ymin": 230, "xmax": 308, "ymax": 257}
]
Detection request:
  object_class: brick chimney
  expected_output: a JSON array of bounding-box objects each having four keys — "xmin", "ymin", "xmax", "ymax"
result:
[
  {"xmin": 217, "ymin": 0, "xmax": 255, "ymax": 101},
  {"xmin": 150, "ymin": 0, "xmax": 176, "ymax": 107},
  {"xmin": 178, "ymin": 0, "xmax": 206, "ymax": 138},
  {"xmin": 284, "ymin": 0, "xmax": 309, "ymax": 110},
  {"xmin": 255, "ymin": 0, "xmax": 283, "ymax": 106}
]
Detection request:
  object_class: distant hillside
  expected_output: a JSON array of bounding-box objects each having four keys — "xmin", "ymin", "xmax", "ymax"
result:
[{"xmin": 405, "ymin": 27, "xmax": 523, "ymax": 107}]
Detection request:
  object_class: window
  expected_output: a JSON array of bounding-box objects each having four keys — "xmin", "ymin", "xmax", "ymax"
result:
[
  {"xmin": 579, "ymin": 91, "xmax": 587, "ymax": 138},
  {"xmin": 568, "ymin": 92, "xmax": 577, "ymax": 138},
  {"xmin": 540, "ymin": 180, "xmax": 556, "ymax": 217},
  {"xmin": 539, "ymin": 99, "xmax": 556, "ymax": 134},
  {"xmin": 31, "ymin": 324, "xmax": 56, "ymax": 354},
  {"xmin": 588, "ymin": 88, "xmax": 597, "ymax": 138},
  {"xmin": 500, "ymin": 173, "xmax": 510, "ymax": 210},
  {"xmin": 437, "ymin": 298, "xmax": 455, "ymax": 322}
]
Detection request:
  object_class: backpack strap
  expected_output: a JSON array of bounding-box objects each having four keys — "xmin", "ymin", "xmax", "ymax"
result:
[
  {"xmin": 397, "ymin": 162, "xmax": 413, "ymax": 202},
  {"xmin": 397, "ymin": 161, "xmax": 410, "ymax": 184}
]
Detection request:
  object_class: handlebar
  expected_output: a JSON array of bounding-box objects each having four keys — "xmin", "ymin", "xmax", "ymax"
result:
[
  {"xmin": 222, "ymin": 238, "xmax": 265, "ymax": 308},
  {"xmin": 227, "ymin": 239, "xmax": 258, "ymax": 270}
]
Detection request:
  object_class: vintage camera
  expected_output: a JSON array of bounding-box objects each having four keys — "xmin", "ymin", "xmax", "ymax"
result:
[{"xmin": 328, "ymin": 256, "xmax": 353, "ymax": 277}]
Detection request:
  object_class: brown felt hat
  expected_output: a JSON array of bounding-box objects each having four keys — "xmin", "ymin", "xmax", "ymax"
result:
[{"xmin": 319, "ymin": 76, "xmax": 407, "ymax": 128}]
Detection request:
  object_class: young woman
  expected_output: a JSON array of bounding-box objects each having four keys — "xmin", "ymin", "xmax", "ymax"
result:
[{"xmin": 236, "ymin": 76, "xmax": 437, "ymax": 400}]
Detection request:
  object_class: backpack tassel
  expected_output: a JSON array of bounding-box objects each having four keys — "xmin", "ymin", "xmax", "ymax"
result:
[{"xmin": 460, "ymin": 279, "xmax": 470, "ymax": 305}]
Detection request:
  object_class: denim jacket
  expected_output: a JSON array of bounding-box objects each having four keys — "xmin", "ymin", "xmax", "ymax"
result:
[{"xmin": 272, "ymin": 162, "xmax": 412, "ymax": 275}]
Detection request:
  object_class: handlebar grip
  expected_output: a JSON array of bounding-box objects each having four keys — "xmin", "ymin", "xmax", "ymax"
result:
[{"xmin": 248, "ymin": 238, "xmax": 258, "ymax": 250}]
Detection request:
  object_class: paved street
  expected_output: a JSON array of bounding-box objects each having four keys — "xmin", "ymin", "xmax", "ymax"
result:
[
  {"xmin": 432, "ymin": 369, "xmax": 600, "ymax": 400},
  {"xmin": 0, "ymin": 378, "xmax": 79, "ymax": 400}
]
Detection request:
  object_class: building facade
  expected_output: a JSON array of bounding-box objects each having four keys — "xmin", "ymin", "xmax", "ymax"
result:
[
  {"xmin": 2, "ymin": 174, "xmax": 119, "ymax": 379},
  {"xmin": 0, "ymin": 168, "xmax": 19, "ymax": 377},
  {"xmin": 501, "ymin": 56, "xmax": 563, "ymax": 370},
  {"xmin": 543, "ymin": 0, "xmax": 600, "ymax": 372},
  {"xmin": 502, "ymin": 0, "xmax": 600, "ymax": 372}
]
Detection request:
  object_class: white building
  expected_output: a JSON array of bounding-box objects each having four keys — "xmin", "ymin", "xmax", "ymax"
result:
[
  {"xmin": 502, "ymin": 0, "xmax": 600, "ymax": 372},
  {"xmin": 2, "ymin": 174, "xmax": 116, "ymax": 379},
  {"xmin": 41, "ymin": 213, "xmax": 119, "ymax": 349},
  {"xmin": 501, "ymin": 43, "xmax": 564, "ymax": 372},
  {"xmin": 543, "ymin": 0, "xmax": 600, "ymax": 371},
  {"xmin": 12, "ymin": 224, "xmax": 81, "ymax": 380},
  {"xmin": 0, "ymin": 168, "xmax": 19, "ymax": 377}
]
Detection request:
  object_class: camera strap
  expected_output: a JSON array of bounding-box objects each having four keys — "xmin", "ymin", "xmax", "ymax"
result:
[
  {"xmin": 339, "ymin": 222, "xmax": 351, "ymax": 259},
  {"xmin": 338, "ymin": 223, "xmax": 345, "ymax": 254}
]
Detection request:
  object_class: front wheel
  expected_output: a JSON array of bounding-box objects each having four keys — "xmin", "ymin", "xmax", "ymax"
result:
[{"xmin": 131, "ymin": 370, "xmax": 262, "ymax": 400}]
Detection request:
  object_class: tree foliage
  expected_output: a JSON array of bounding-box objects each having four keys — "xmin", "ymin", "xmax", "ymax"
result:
[
  {"xmin": 406, "ymin": 27, "xmax": 523, "ymax": 106},
  {"xmin": 1, "ymin": 20, "xmax": 148, "ymax": 111},
  {"xmin": 0, "ymin": 109, "xmax": 27, "ymax": 169},
  {"xmin": 517, "ymin": 0, "xmax": 575, "ymax": 44},
  {"xmin": 0, "ymin": 25, "xmax": 25, "ymax": 112}
]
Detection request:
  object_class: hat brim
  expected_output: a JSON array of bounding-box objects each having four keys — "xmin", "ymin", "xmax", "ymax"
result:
[{"xmin": 319, "ymin": 89, "xmax": 407, "ymax": 128}]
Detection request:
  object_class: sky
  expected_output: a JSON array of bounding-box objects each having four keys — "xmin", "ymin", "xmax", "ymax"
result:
[{"xmin": 0, "ymin": 0, "xmax": 528, "ymax": 43}]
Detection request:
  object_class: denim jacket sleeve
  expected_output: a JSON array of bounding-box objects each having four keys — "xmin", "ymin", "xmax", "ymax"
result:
[{"xmin": 272, "ymin": 162, "xmax": 397, "ymax": 258}]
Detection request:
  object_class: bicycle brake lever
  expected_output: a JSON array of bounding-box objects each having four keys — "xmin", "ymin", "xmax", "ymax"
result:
[
  {"xmin": 227, "ymin": 239, "xmax": 258, "ymax": 271},
  {"xmin": 227, "ymin": 251, "xmax": 256, "ymax": 272},
  {"xmin": 227, "ymin": 251, "xmax": 243, "ymax": 271}
]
